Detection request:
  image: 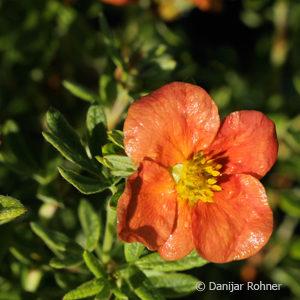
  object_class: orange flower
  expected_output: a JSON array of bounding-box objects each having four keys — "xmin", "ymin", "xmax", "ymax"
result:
[
  {"xmin": 117, "ymin": 82, "xmax": 278, "ymax": 263},
  {"xmin": 101, "ymin": 0, "xmax": 136, "ymax": 6},
  {"xmin": 190, "ymin": 0, "xmax": 222, "ymax": 12}
]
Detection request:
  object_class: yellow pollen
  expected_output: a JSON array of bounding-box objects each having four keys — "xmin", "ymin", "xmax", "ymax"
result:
[{"xmin": 170, "ymin": 152, "xmax": 222, "ymax": 206}]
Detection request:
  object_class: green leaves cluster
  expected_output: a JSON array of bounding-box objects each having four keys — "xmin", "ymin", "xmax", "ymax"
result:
[
  {"xmin": 42, "ymin": 104, "xmax": 135, "ymax": 196},
  {"xmin": 30, "ymin": 191, "xmax": 206, "ymax": 300},
  {"xmin": 59, "ymin": 242, "xmax": 206, "ymax": 300},
  {"xmin": 122, "ymin": 246, "xmax": 206, "ymax": 299},
  {"xmin": 96, "ymin": 130, "xmax": 136, "ymax": 178},
  {"xmin": 31, "ymin": 221, "xmax": 84, "ymax": 269},
  {"xmin": 30, "ymin": 14, "xmax": 204, "ymax": 297}
]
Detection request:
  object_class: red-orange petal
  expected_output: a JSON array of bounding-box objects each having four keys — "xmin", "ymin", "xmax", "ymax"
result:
[
  {"xmin": 207, "ymin": 111, "xmax": 278, "ymax": 179},
  {"xmin": 190, "ymin": 0, "xmax": 223, "ymax": 12},
  {"xmin": 117, "ymin": 160, "xmax": 177, "ymax": 250},
  {"xmin": 191, "ymin": 174, "xmax": 273, "ymax": 263},
  {"xmin": 101, "ymin": 0, "xmax": 136, "ymax": 6},
  {"xmin": 124, "ymin": 82, "xmax": 220, "ymax": 168},
  {"xmin": 158, "ymin": 199, "xmax": 194, "ymax": 261}
]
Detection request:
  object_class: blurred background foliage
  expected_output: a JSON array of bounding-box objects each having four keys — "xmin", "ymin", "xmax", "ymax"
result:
[{"xmin": 1, "ymin": 0, "xmax": 300, "ymax": 299}]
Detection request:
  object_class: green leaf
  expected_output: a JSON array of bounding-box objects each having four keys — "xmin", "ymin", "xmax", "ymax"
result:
[
  {"xmin": 136, "ymin": 250, "xmax": 208, "ymax": 272},
  {"xmin": 96, "ymin": 155, "xmax": 136, "ymax": 178},
  {"xmin": 58, "ymin": 166, "xmax": 110, "ymax": 195},
  {"xmin": 95, "ymin": 156, "xmax": 111, "ymax": 168},
  {"xmin": 290, "ymin": 238, "xmax": 300, "ymax": 260},
  {"xmin": 103, "ymin": 155, "xmax": 136, "ymax": 170},
  {"xmin": 63, "ymin": 278, "xmax": 105, "ymax": 300},
  {"xmin": 50, "ymin": 255, "xmax": 83, "ymax": 269},
  {"xmin": 107, "ymin": 130, "xmax": 124, "ymax": 149},
  {"xmin": 148, "ymin": 273, "xmax": 198, "ymax": 298},
  {"xmin": 30, "ymin": 222, "xmax": 82, "ymax": 255},
  {"xmin": 83, "ymin": 251, "xmax": 106, "ymax": 278},
  {"xmin": 102, "ymin": 204, "xmax": 117, "ymax": 264},
  {"xmin": 95, "ymin": 283, "xmax": 111, "ymax": 300},
  {"xmin": 0, "ymin": 195, "xmax": 26, "ymax": 225},
  {"xmin": 125, "ymin": 243, "xmax": 145, "ymax": 262},
  {"xmin": 30, "ymin": 222, "xmax": 66, "ymax": 253},
  {"xmin": 63, "ymin": 80, "xmax": 98, "ymax": 103},
  {"xmin": 110, "ymin": 170, "xmax": 135, "ymax": 177},
  {"xmin": 9, "ymin": 247, "xmax": 32, "ymax": 265},
  {"xmin": 110, "ymin": 280, "xmax": 128, "ymax": 299},
  {"xmin": 109, "ymin": 183, "xmax": 125, "ymax": 210},
  {"xmin": 55, "ymin": 272, "xmax": 88, "ymax": 290},
  {"xmin": 78, "ymin": 200, "xmax": 101, "ymax": 251},
  {"xmin": 102, "ymin": 143, "xmax": 124, "ymax": 156},
  {"xmin": 43, "ymin": 108, "xmax": 96, "ymax": 174},
  {"xmin": 87, "ymin": 104, "xmax": 107, "ymax": 132},
  {"xmin": 127, "ymin": 266, "xmax": 164, "ymax": 300},
  {"xmin": 0, "ymin": 208, "xmax": 26, "ymax": 225},
  {"xmin": 86, "ymin": 105, "xmax": 107, "ymax": 156}
]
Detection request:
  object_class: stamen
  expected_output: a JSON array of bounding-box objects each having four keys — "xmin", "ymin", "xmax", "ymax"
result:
[{"xmin": 171, "ymin": 151, "xmax": 222, "ymax": 206}]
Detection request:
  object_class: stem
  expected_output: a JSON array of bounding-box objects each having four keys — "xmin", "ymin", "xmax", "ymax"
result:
[
  {"xmin": 106, "ymin": 87, "xmax": 130, "ymax": 130},
  {"xmin": 102, "ymin": 202, "xmax": 117, "ymax": 264},
  {"xmin": 95, "ymin": 244, "xmax": 104, "ymax": 261},
  {"xmin": 114, "ymin": 262, "xmax": 131, "ymax": 272}
]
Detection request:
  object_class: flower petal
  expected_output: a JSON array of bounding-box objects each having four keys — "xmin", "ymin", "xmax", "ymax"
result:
[
  {"xmin": 124, "ymin": 82, "xmax": 220, "ymax": 168},
  {"xmin": 190, "ymin": 0, "xmax": 223, "ymax": 12},
  {"xmin": 117, "ymin": 160, "xmax": 177, "ymax": 250},
  {"xmin": 158, "ymin": 199, "xmax": 194, "ymax": 261},
  {"xmin": 101, "ymin": 0, "xmax": 136, "ymax": 6},
  {"xmin": 192, "ymin": 174, "xmax": 273, "ymax": 263},
  {"xmin": 207, "ymin": 111, "xmax": 278, "ymax": 179}
]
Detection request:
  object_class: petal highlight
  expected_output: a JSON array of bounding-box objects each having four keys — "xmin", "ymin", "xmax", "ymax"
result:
[
  {"xmin": 124, "ymin": 82, "xmax": 220, "ymax": 168},
  {"xmin": 192, "ymin": 174, "xmax": 273, "ymax": 263},
  {"xmin": 207, "ymin": 111, "xmax": 278, "ymax": 179},
  {"xmin": 158, "ymin": 199, "xmax": 194, "ymax": 261},
  {"xmin": 117, "ymin": 160, "xmax": 177, "ymax": 250}
]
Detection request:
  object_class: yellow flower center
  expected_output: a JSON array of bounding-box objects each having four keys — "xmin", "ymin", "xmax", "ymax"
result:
[{"xmin": 170, "ymin": 152, "xmax": 222, "ymax": 206}]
